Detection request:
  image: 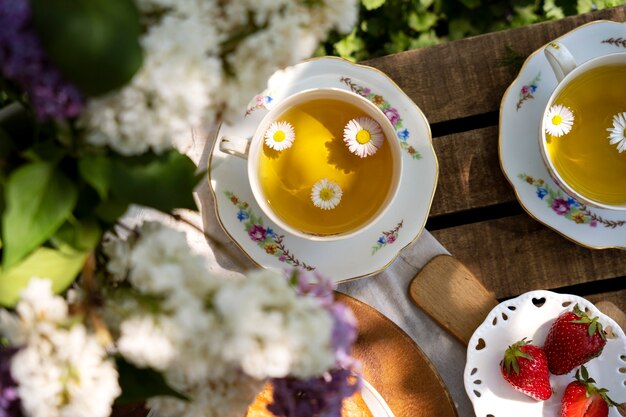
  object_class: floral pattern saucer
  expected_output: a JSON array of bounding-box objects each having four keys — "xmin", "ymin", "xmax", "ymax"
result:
[
  {"xmin": 208, "ymin": 57, "xmax": 438, "ymax": 282},
  {"xmin": 500, "ymin": 20, "xmax": 626, "ymax": 249}
]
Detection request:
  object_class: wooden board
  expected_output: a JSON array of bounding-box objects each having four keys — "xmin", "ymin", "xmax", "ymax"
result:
[
  {"xmin": 336, "ymin": 293, "xmax": 458, "ymax": 417},
  {"xmin": 408, "ymin": 255, "xmax": 498, "ymax": 345}
]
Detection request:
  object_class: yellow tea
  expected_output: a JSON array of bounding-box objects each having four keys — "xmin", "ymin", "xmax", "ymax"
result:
[
  {"xmin": 258, "ymin": 98, "xmax": 394, "ymax": 236},
  {"xmin": 546, "ymin": 65, "xmax": 626, "ymax": 205}
]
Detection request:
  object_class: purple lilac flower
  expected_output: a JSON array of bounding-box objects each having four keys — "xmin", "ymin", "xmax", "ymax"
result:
[
  {"xmin": 269, "ymin": 368, "xmax": 360, "ymax": 417},
  {"xmin": 0, "ymin": 347, "xmax": 23, "ymax": 417},
  {"xmin": 290, "ymin": 268, "xmax": 336, "ymax": 307},
  {"xmin": 327, "ymin": 303, "xmax": 358, "ymax": 369},
  {"xmin": 0, "ymin": 0, "xmax": 84, "ymax": 120},
  {"xmin": 270, "ymin": 269, "xmax": 362, "ymax": 417}
]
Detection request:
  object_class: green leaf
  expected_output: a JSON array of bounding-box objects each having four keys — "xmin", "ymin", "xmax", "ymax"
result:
[
  {"xmin": 109, "ymin": 151, "xmax": 200, "ymax": 212},
  {"xmin": 94, "ymin": 199, "xmax": 130, "ymax": 224},
  {"xmin": 448, "ymin": 18, "xmax": 477, "ymax": 40},
  {"xmin": 79, "ymin": 155, "xmax": 111, "ymax": 199},
  {"xmin": 0, "ymin": 245, "xmax": 87, "ymax": 307},
  {"xmin": 408, "ymin": 12, "xmax": 438, "ymax": 32},
  {"xmin": 459, "ymin": 0, "xmax": 481, "ymax": 9},
  {"xmin": 543, "ymin": 0, "xmax": 565, "ymax": 20},
  {"xmin": 21, "ymin": 140, "xmax": 67, "ymax": 164},
  {"xmin": 115, "ymin": 358, "xmax": 188, "ymax": 405},
  {"xmin": 52, "ymin": 218, "xmax": 102, "ymax": 252},
  {"xmin": 576, "ymin": 0, "xmax": 594, "ymax": 12},
  {"xmin": 334, "ymin": 29, "xmax": 365, "ymax": 61},
  {"xmin": 31, "ymin": 0, "xmax": 143, "ymax": 96},
  {"xmin": 361, "ymin": 0, "xmax": 386, "ymax": 11},
  {"xmin": 2, "ymin": 162, "xmax": 77, "ymax": 268}
]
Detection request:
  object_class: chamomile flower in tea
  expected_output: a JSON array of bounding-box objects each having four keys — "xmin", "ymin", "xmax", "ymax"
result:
[
  {"xmin": 606, "ymin": 112, "xmax": 626, "ymax": 153},
  {"xmin": 544, "ymin": 104, "xmax": 574, "ymax": 137},
  {"xmin": 311, "ymin": 179, "xmax": 342, "ymax": 210},
  {"xmin": 265, "ymin": 121, "xmax": 295, "ymax": 151},
  {"xmin": 343, "ymin": 117, "xmax": 384, "ymax": 157}
]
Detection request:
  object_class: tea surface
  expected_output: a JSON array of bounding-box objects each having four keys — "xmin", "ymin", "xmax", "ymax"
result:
[
  {"xmin": 546, "ymin": 65, "xmax": 626, "ymax": 205},
  {"xmin": 259, "ymin": 98, "xmax": 394, "ymax": 235}
]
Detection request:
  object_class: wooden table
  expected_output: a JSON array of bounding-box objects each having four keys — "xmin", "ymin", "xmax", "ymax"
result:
[{"xmin": 364, "ymin": 6, "xmax": 626, "ymax": 314}]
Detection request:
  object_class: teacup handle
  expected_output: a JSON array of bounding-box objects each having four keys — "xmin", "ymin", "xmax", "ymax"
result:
[
  {"xmin": 544, "ymin": 42, "xmax": 577, "ymax": 82},
  {"xmin": 219, "ymin": 136, "xmax": 251, "ymax": 159}
]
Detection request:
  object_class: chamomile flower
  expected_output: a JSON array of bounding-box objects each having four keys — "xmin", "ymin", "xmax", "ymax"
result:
[
  {"xmin": 264, "ymin": 121, "xmax": 295, "ymax": 151},
  {"xmin": 311, "ymin": 179, "xmax": 342, "ymax": 210},
  {"xmin": 606, "ymin": 112, "xmax": 626, "ymax": 153},
  {"xmin": 544, "ymin": 104, "xmax": 574, "ymax": 137},
  {"xmin": 343, "ymin": 117, "xmax": 384, "ymax": 158}
]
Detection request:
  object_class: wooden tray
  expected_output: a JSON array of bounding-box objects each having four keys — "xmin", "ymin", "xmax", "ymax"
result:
[{"xmin": 337, "ymin": 293, "xmax": 458, "ymax": 417}]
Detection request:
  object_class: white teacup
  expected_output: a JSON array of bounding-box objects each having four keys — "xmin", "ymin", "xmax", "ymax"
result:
[
  {"xmin": 540, "ymin": 42, "xmax": 626, "ymax": 210},
  {"xmin": 219, "ymin": 87, "xmax": 403, "ymax": 241}
]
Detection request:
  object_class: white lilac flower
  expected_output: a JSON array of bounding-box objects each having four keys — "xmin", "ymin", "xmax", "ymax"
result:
[
  {"xmin": 80, "ymin": 1, "xmax": 358, "ymax": 155},
  {"xmin": 12, "ymin": 326, "xmax": 120, "ymax": 417},
  {"xmin": 117, "ymin": 315, "xmax": 177, "ymax": 371},
  {"xmin": 102, "ymin": 235, "xmax": 132, "ymax": 282},
  {"xmin": 343, "ymin": 116, "xmax": 384, "ymax": 157},
  {"xmin": 0, "ymin": 278, "xmax": 68, "ymax": 344},
  {"xmin": 606, "ymin": 111, "xmax": 626, "ymax": 153},
  {"xmin": 1, "ymin": 279, "xmax": 120, "ymax": 417},
  {"xmin": 79, "ymin": 12, "xmax": 221, "ymax": 155},
  {"xmin": 311, "ymin": 178, "xmax": 343, "ymax": 210},
  {"xmin": 104, "ymin": 221, "xmax": 340, "ymax": 417},
  {"xmin": 214, "ymin": 269, "xmax": 335, "ymax": 379},
  {"xmin": 544, "ymin": 104, "xmax": 574, "ymax": 137},
  {"xmin": 264, "ymin": 121, "xmax": 295, "ymax": 151}
]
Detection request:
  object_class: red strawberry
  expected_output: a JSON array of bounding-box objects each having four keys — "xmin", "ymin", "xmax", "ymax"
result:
[
  {"xmin": 544, "ymin": 304, "xmax": 607, "ymax": 375},
  {"xmin": 561, "ymin": 366, "xmax": 618, "ymax": 417},
  {"xmin": 500, "ymin": 338, "xmax": 552, "ymax": 400}
]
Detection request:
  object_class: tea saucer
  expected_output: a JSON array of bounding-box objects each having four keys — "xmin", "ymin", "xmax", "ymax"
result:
[
  {"xmin": 208, "ymin": 57, "xmax": 438, "ymax": 282},
  {"xmin": 500, "ymin": 20, "xmax": 626, "ymax": 249}
]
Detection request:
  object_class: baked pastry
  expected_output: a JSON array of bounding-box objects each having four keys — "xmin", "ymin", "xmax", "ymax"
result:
[{"xmin": 245, "ymin": 384, "xmax": 374, "ymax": 417}]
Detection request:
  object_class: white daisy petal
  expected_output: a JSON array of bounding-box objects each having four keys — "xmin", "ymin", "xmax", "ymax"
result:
[
  {"xmin": 544, "ymin": 104, "xmax": 574, "ymax": 137},
  {"xmin": 311, "ymin": 179, "xmax": 342, "ymax": 210},
  {"xmin": 264, "ymin": 121, "xmax": 295, "ymax": 151},
  {"xmin": 606, "ymin": 112, "xmax": 626, "ymax": 153},
  {"xmin": 343, "ymin": 117, "xmax": 384, "ymax": 158}
]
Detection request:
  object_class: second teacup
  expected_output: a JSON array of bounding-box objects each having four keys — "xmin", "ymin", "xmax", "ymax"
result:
[
  {"xmin": 540, "ymin": 42, "xmax": 626, "ymax": 210},
  {"xmin": 220, "ymin": 87, "xmax": 403, "ymax": 241}
]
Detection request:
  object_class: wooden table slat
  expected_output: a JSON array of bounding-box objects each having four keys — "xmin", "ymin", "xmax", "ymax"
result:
[
  {"xmin": 431, "ymin": 214, "xmax": 626, "ymax": 302},
  {"xmin": 430, "ymin": 126, "xmax": 516, "ymax": 217}
]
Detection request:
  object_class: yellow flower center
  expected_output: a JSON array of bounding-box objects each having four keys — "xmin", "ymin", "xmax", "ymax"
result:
[
  {"xmin": 551, "ymin": 115, "xmax": 562, "ymax": 126},
  {"xmin": 319, "ymin": 188, "xmax": 334, "ymax": 201},
  {"xmin": 273, "ymin": 130, "xmax": 286, "ymax": 142},
  {"xmin": 622, "ymin": 128, "xmax": 626, "ymax": 137},
  {"xmin": 356, "ymin": 129, "xmax": 371, "ymax": 144}
]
